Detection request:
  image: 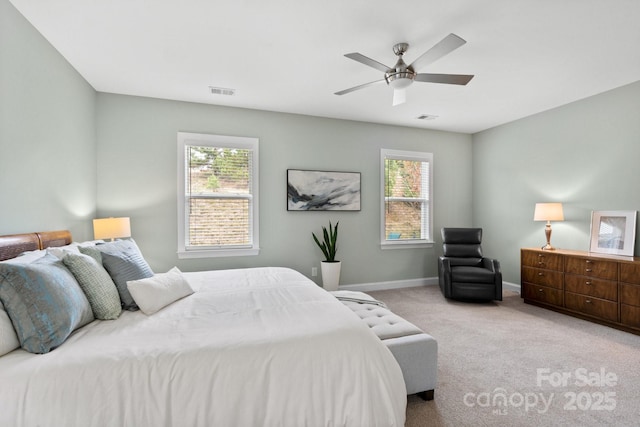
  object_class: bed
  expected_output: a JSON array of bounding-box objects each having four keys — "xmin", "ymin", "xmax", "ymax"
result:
[{"xmin": 0, "ymin": 230, "xmax": 406, "ymax": 427}]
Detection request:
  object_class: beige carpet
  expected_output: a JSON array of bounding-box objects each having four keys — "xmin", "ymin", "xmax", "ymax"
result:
[{"xmin": 368, "ymin": 286, "xmax": 640, "ymax": 427}]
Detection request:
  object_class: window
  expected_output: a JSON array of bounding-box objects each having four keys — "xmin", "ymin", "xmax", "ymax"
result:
[
  {"xmin": 380, "ymin": 149, "xmax": 433, "ymax": 248},
  {"xmin": 177, "ymin": 132, "xmax": 259, "ymax": 258}
]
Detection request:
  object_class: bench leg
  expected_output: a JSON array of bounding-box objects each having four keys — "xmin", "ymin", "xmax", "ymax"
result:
[{"xmin": 418, "ymin": 390, "xmax": 434, "ymax": 401}]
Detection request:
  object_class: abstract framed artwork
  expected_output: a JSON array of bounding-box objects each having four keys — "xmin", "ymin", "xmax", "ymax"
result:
[
  {"xmin": 287, "ymin": 169, "xmax": 361, "ymax": 211},
  {"xmin": 589, "ymin": 210, "xmax": 637, "ymax": 256}
]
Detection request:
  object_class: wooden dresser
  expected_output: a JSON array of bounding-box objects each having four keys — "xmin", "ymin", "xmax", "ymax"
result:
[{"xmin": 521, "ymin": 248, "xmax": 640, "ymax": 335}]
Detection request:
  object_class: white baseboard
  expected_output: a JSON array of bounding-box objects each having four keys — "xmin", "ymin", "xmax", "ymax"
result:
[
  {"xmin": 503, "ymin": 281, "xmax": 521, "ymax": 294},
  {"xmin": 339, "ymin": 277, "xmax": 521, "ymax": 294}
]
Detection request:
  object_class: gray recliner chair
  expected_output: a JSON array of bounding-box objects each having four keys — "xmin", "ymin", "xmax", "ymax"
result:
[{"xmin": 438, "ymin": 228, "xmax": 502, "ymax": 301}]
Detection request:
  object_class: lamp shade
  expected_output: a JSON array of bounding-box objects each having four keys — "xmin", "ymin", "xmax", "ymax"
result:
[
  {"xmin": 93, "ymin": 217, "xmax": 131, "ymax": 240},
  {"xmin": 533, "ymin": 203, "xmax": 564, "ymax": 221}
]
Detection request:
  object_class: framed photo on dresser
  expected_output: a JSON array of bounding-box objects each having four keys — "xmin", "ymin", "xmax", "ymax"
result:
[{"xmin": 589, "ymin": 210, "xmax": 637, "ymax": 256}]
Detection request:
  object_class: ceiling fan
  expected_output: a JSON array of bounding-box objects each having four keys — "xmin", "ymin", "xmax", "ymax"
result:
[{"xmin": 335, "ymin": 33, "xmax": 474, "ymax": 106}]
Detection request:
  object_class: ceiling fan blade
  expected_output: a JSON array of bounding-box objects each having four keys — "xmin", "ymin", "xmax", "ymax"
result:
[
  {"xmin": 415, "ymin": 73, "xmax": 474, "ymax": 85},
  {"xmin": 392, "ymin": 89, "xmax": 406, "ymax": 106},
  {"xmin": 334, "ymin": 79, "xmax": 385, "ymax": 96},
  {"xmin": 344, "ymin": 53, "xmax": 390, "ymax": 73},
  {"xmin": 408, "ymin": 33, "xmax": 467, "ymax": 71}
]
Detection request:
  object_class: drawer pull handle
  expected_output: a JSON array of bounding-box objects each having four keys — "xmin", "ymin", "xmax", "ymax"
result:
[
  {"xmin": 585, "ymin": 269, "xmax": 592, "ymax": 272},
  {"xmin": 585, "ymin": 281, "xmax": 591, "ymax": 285},
  {"xmin": 586, "ymin": 260, "xmax": 592, "ymax": 264},
  {"xmin": 586, "ymin": 299, "xmax": 592, "ymax": 304},
  {"xmin": 538, "ymin": 254, "xmax": 544, "ymax": 258},
  {"xmin": 538, "ymin": 288, "xmax": 544, "ymax": 292},
  {"xmin": 538, "ymin": 272, "xmax": 543, "ymax": 276},
  {"xmin": 538, "ymin": 262, "xmax": 544, "ymax": 265}
]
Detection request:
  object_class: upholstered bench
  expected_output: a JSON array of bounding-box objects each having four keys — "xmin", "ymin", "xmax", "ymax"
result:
[{"xmin": 332, "ymin": 291, "xmax": 438, "ymax": 400}]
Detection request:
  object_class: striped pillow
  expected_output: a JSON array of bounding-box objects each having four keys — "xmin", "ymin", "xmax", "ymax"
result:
[{"xmin": 83, "ymin": 239, "xmax": 153, "ymax": 311}]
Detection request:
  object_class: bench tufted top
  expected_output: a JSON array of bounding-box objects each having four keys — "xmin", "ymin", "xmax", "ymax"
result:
[{"xmin": 335, "ymin": 293, "xmax": 424, "ymax": 340}]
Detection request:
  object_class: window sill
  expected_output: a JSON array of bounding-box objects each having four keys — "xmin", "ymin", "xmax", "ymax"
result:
[
  {"xmin": 177, "ymin": 247, "xmax": 260, "ymax": 259},
  {"xmin": 380, "ymin": 241, "xmax": 434, "ymax": 250}
]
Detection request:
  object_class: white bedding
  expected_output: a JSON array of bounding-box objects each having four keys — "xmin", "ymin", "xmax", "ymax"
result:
[{"xmin": 0, "ymin": 267, "xmax": 406, "ymax": 427}]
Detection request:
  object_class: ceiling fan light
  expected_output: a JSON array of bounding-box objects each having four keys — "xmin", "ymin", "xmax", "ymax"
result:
[
  {"xmin": 386, "ymin": 71, "xmax": 414, "ymax": 89},
  {"xmin": 388, "ymin": 78, "xmax": 412, "ymax": 89}
]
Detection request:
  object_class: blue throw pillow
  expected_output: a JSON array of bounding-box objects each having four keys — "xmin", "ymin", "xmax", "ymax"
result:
[
  {"xmin": 0, "ymin": 254, "xmax": 94, "ymax": 354},
  {"xmin": 84, "ymin": 239, "xmax": 154, "ymax": 311}
]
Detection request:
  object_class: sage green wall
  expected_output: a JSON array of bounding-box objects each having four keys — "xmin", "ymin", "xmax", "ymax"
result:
[
  {"xmin": 473, "ymin": 81, "xmax": 640, "ymax": 285},
  {"xmin": 0, "ymin": 0, "xmax": 96, "ymax": 238},
  {"xmin": 96, "ymin": 94, "xmax": 472, "ymax": 284}
]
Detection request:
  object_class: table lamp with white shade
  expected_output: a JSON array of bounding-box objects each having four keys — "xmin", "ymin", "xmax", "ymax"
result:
[
  {"xmin": 534, "ymin": 203, "xmax": 564, "ymax": 250},
  {"xmin": 93, "ymin": 217, "xmax": 131, "ymax": 241}
]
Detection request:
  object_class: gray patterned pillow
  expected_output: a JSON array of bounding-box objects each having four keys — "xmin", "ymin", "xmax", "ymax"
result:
[
  {"xmin": 0, "ymin": 254, "xmax": 94, "ymax": 354},
  {"xmin": 87, "ymin": 239, "xmax": 154, "ymax": 311},
  {"xmin": 63, "ymin": 252, "xmax": 122, "ymax": 320},
  {"xmin": 78, "ymin": 246, "xmax": 102, "ymax": 264}
]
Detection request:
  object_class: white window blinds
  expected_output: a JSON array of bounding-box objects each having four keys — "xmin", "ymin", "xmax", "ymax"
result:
[
  {"xmin": 381, "ymin": 149, "xmax": 433, "ymax": 246},
  {"xmin": 178, "ymin": 133, "xmax": 259, "ymax": 258}
]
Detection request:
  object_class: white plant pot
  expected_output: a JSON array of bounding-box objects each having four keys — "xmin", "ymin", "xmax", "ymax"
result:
[{"xmin": 321, "ymin": 261, "xmax": 341, "ymax": 291}]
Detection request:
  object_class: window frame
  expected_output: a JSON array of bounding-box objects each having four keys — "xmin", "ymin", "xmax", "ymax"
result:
[
  {"xmin": 177, "ymin": 132, "xmax": 259, "ymax": 258},
  {"xmin": 380, "ymin": 148, "xmax": 434, "ymax": 249}
]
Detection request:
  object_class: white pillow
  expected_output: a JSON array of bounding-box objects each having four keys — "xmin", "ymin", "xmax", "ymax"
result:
[
  {"xmin": 2, "ymin": 249, "xmax": 47, "ymax": 264},
  {"xmin": 46, "ymin": 244, "xmax": 80, "ymax": 259},
  {"xmin": 46, "ymin": 240, "xmax": 105, "ymax": 260},
  {"xmin": 0, "ymin": 301, "xmax": 20, "ymax": 356},
  {"xmin": 126, "ymin": 267, "xmax": 194, "ymax": 315}
]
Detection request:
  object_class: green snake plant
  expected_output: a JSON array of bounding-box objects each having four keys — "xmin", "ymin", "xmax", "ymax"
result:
[{"xmin": 312, "ymin": 221, "xmax": 339, "ymax": 262}]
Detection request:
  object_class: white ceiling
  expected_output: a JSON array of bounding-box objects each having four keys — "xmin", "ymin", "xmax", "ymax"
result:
[{"xmin": 9, "ymin": 0, "xmax": 640, "ymax": 134}]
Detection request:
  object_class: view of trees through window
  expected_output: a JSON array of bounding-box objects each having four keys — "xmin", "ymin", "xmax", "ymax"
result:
[
  {"xmin": 186, "ymin": 146, "xmax": 252, "ymax": 247},
  {"xmin": 384, "ymin": 158, "xmax": 429, "ymax": 240}
]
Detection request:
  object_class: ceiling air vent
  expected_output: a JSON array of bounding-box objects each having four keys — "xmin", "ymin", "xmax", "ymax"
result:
[
  {"xmin": 209, "ymin": 86, "xmax": 235, "ymax": 96},
  {"xmin": 416, "ymin": 114, "xmax": 438, "ymax": 120}
]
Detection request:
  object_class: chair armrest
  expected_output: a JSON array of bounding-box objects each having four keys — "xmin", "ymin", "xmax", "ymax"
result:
[
  {"xmin": 481, "ymin": 258, "xmax": 503, "ymax": 300},
  {"xmin": 438, "ymin": 257, "xmax": 453, "ymax": 297},
  {"xmin": 481, "ymin": 257, "xmax": 501, "ymax": 273},
  {"xmin": 438, "ymin": 256, "xmax": 452, "ymax": 273}
]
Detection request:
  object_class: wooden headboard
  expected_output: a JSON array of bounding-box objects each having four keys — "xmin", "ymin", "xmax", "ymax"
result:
[{"xmin": 0, "ymin": 230, "xmax": 72, "ymax": 261}]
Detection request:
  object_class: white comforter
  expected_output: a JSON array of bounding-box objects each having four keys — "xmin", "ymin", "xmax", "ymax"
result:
[{"xmin": 0, "ymin": 267, "xmax": 406, "ymax": 427}]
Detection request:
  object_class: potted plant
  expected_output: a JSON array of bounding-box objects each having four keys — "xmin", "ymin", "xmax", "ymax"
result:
[{"xmin": 312, "ymin": 221, "xmax": 341, "ymax": 290}]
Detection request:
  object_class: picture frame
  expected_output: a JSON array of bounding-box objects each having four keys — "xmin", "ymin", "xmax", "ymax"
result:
[
  {"xmin": 287, "ymin": 169, "xmax": 361, "ymax": 211},
  {"xmin": 589, "ymin": 210, "xmax": 637, "ymax": 256}
]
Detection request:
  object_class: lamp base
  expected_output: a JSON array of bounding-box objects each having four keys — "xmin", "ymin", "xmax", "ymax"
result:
[{"xmin": 541, "ymin": 222, "xmax": 556, "ymax": 250}]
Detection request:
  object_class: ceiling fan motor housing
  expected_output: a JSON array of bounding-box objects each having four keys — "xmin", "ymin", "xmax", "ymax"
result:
[{"xmin": 385, "ymin": 43, "xmax": 415, "ymax": 89}]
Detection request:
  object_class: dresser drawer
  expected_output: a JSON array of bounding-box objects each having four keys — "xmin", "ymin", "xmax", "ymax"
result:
[
  {"xmin": 565, "ymin": 292, "xmax": 618, "ymax": 322},
  {"xmin": 620, "ymin": 283, "xmax": 640, "ymax": 307},
  {"xmin": 522, "ymin": 283, "xmax": 563, "ymax": 306},
  {"xmin": 564, "ymin": 274, "xmax": 617, "ymax": 301},
  {"xmin": 621, "ymin": 304, "xmax": 640, "ymax": 328},
  {"xmin": 521, "ymin": 250, "xmax": 563, "ymax": 271},
  {"xmin": 564, "ymin": 257, "xmax": 617, "ymax": 281},
  {"xmin": 619, "ymin": 263, "xmax": 640, "ymax": 285},
  {"xmin": 522, "ymin": 266, "xmax": 563, "ymax": 289}
]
